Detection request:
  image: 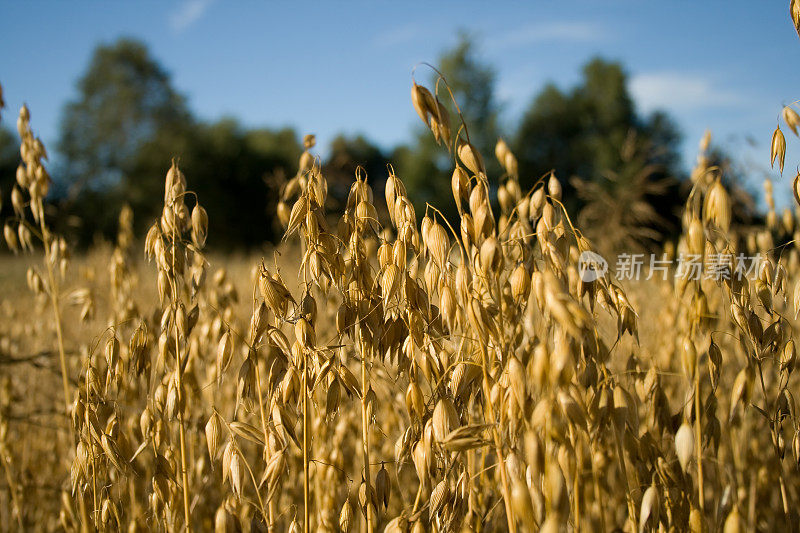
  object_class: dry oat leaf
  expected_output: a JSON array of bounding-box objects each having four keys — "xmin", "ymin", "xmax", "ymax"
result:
[
  {"xmin": 272, "ymin": 405, "xmax": 301, "ymax": 450},
  {"xmin": 262, "ymin": 451, "xmax": 286, "ymax": 505},
  {"xmin": 129, "ymin": 439, "xmax": 149, "ymax": 463},
  {"xmin": 230, "ymin": 421, "xmax": 265, "ymax": 446},
  {"xmin": 311, "ymin": 356, "xmax": 334, "ymax": 392},
  {"xmin": 338, "ymin": 364, "xmax": 361, "ymax": 398},
  {"xmin": 267, "ymin": 327, "xmax": 292, "ymax": 358},
  {"xmin": 440, "ymin": 424, "xmax": 490, "ymax": 451},
  {"xmin": 100, "ymin": 434, "xmax": 128, "ymax": 474}
]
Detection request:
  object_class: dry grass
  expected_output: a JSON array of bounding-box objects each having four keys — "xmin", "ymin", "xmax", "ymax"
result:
[{"xmin": 1, "ymin": 68, "xmax": 800, "ymax": 533}]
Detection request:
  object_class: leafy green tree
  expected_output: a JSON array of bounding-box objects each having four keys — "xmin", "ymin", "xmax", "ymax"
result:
[
  {"xmin": 517, "ymin": 59, "xmax": 638, "ymax": 191},
  {"xmin": 57, "ymin": 38, "xmax": 302, "ymax": 246},
  {"xmin": 516, "ymin": 58, "xmax": 685, "ymax": 248},
  {"xmin": 0, "ymin": 127, "xmax": 18, "ymax": 223},
  {"xmin": 396, "ymin": 33, "xmax": 500, "ymax": 217},
  {"xmin": 59, "ymin": 38, "xmax": 192, "ymax": 193},
  {"xmin": 186, "ymin": 121, "xmax": 301, "ymax": 246},
  {"xmin": 125, "ymin": 118, "xmax": 301, "ymax": 246},
  {"xmin": 323, "ymin": 134, "xmax": 388, "ymax": 209},
  {"xmin": 571, "ymin": 129, "xmax": 683, "ymax": 253},
  {"xmin": 57, "ymin": 38, "xmax": 193, "ymax": 241}
]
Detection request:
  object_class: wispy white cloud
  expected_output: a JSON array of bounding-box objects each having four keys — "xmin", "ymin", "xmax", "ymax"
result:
[
  {"xmin": 170, "ymin": 0, "xmax": 214, "ymax": 33},
  {"xmin": 373, "ymin": 23, "xmax": 420, "ymax": 48},
  {"xmin": 629, "ymin": 71, "xmax": 744, "ymax": 113},
  {"xmin": 488, "ymin": 21, "xmax": 606, "ymax": 50}
]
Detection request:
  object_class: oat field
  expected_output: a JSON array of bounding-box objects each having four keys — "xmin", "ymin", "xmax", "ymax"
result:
[{"xmin": 2, "ymin": 56, "xmax": 800, "ymax": 533}]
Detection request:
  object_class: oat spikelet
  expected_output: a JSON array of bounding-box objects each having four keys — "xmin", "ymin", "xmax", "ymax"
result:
[
  {"xmin": 771, "ymin": 125, "xmax": 786, "ymax": 174},
  {"xmin": 784, "ymin": 106, "xmax": 800, "ymax": 136},
  {"xmin": 675, "ymin": 422, "xmax": 694, "ymax": 472}
]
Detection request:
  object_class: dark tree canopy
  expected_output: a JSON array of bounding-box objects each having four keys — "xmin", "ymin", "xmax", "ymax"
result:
[
  {"xmin": 56, "ymin": 38, "xmax": 303, "ymax": 247},
  {"xmin": 516, "ymin": 59, "xmax": 644, "ymax": 192},
  {"xmin": 59, "ymin": 38, "xmax": 192, "ymax": 194},
  {"xmin": 323, "ymin": 134, "xmax": 389, "ymax": 209},
  {"xmin": 125, "ymin": 119, "xmax": 302, "ymax": 247},
  {"xmin": 516, "ymin": 57, "xmax": 686, "ymax": 248},
  {"xmin": 46, "ymin": 37, "xmax": 710, "ymax": 251},
  {"xmin": 0, "ymin": 127, "xmax": 18, "ymax": 222}
]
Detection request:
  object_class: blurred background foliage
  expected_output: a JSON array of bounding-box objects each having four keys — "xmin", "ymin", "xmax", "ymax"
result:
[{"xmin": 0, "ymin": 34, "xmax": 754, "ymax": 250}]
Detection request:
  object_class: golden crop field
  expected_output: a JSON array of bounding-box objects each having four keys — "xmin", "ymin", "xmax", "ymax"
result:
[{"xmin": 2, "ymin": 29, "xmax": 800, "ymax": 532}]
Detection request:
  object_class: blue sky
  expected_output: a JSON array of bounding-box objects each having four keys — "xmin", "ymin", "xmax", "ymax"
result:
[{"xmin": 1, "ymin": 1, "xmax": 798, "ymax": 205}]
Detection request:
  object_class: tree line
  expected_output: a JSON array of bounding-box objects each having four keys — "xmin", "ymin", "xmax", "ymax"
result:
[{"xmin": 1, "ymin": 35, "xmax": 743, "ymax": 250}]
